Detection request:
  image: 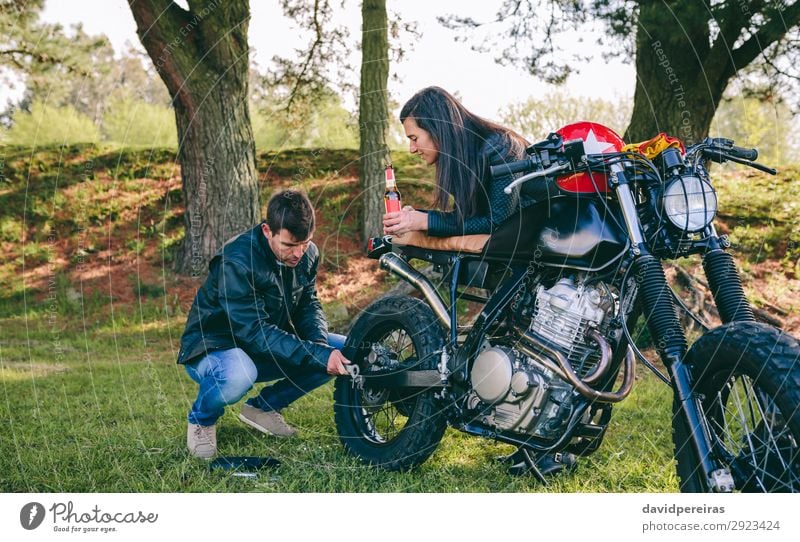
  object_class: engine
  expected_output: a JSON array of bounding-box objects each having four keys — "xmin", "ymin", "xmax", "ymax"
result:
[
  {"xmin": 468, "ymin": 277, "xmax": 614, "ymax": 438},
  {"xmin": 529, "ymin": 277, "xmax": 614, "ymax": 378}
]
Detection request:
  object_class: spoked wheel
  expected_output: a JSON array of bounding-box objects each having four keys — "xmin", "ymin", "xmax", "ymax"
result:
[
  {"xmin": 673, "ymin": 322, "xmax": 800, "ymax": 492},
  {"xmin": 358, "ymin": 329, "xmax": 417, "ymax": 440},
  {"xmin": 334, "ymin": 296, "xmax": 447, "ymax": 471}
]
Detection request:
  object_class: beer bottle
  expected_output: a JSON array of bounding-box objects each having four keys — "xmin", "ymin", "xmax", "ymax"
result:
[{"xmin": 384, "ymin": 164, "xmax": 402, "ymax": 213}]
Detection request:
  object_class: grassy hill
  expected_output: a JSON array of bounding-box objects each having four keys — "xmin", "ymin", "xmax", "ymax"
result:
[
  {"xmin": 0, "ymin": 143, "xmax": 797, "ymax": 492},
  {"xmin": 0, "ymin": 144, "xmax": 440, "ymax": 324}
]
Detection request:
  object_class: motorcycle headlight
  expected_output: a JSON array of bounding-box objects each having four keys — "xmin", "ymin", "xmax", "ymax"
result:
[{"xmin": 662, "ymin": 175, "xmax": 717, "ymax": 232}]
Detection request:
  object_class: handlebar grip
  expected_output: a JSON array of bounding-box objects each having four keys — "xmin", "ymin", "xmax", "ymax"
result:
[
  {"xmin": 489, "ymin": 157, "xmax": 536, "ymax": 177},
  {"xmin": 728, "ymin": 146, "xmax": 758, "ymax": 161}
]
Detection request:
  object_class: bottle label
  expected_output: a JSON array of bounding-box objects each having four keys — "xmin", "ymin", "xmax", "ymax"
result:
[{"xmin": 384, "ymin": 164, "xmax": 400, "ymax": 213}]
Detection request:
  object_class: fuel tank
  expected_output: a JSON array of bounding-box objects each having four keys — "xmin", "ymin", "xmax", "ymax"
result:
[{"xmin": 484, "ymin": 197, "xmax": 629, "ymax": 271}]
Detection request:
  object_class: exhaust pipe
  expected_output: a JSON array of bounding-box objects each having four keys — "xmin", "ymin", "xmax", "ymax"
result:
[
  {"xmin": 379, "ymin": 252, "xmax": 451, "ymax": 331},
  {"xmin": 516, "ymin": 327, "xmax": 635, "ymax": 404}
]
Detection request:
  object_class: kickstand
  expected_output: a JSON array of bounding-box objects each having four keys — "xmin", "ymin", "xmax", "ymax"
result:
[{"xmin": 519, "ymin": 448, "xmax": 548, "ymax": 485}]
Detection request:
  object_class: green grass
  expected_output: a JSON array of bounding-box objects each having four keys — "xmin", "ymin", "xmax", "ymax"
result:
[
  {"xmin": 0, "ymin": 144, "xmax": 437, "ymax": 317},
  {"xmin": 714, "ymin": 165, "xmax": 800, "ymax": 275},
  {"xmin": 0, "ymin": 304, "xmax": 680, "ymax": 491}
]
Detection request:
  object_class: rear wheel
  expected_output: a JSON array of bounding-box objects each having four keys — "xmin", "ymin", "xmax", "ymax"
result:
[
  {"xmin": 334, "ymin": 296, "xmax": 447, "ymax": 471},
  {"xmin": 673, "ymin": 322, "xmax": 800, "ymax": 492}
]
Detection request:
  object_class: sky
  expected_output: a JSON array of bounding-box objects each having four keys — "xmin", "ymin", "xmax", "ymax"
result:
[{"xmin": 32, "ymin": 0, "xmax": 635, "ymax": 120}]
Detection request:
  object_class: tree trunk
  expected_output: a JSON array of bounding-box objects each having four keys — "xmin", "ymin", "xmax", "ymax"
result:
[
  {"xmin": 173, "ymin": 79, "xmax": 258, "ymax": 277},
  {"xmin": 624, "ymin": 2, "xmax": 729, "ymax": 145},
  {"xmin": 128, "ymin": 0, "xmax": 259, "ymax": 277},
  {"xmin": 359, "ymin": 0, "xmax": 390, "ymax": 241}
]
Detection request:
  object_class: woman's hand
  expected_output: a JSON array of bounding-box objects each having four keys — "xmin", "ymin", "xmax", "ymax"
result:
[{"xmin": 383, "ymin": 206, "xmax": 428, "ymax": 235}]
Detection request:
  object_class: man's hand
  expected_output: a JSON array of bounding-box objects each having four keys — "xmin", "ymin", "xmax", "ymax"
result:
[
  {"xmin": 383, "ymin": 206, "xmax": 428, "ymax": 235},
  {"xmin": 326, "ymin": 349, "xmax": 351, "ymax": 376}
]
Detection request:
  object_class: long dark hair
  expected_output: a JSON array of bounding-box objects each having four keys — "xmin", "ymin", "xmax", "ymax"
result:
[{"xmin": 399, "ymin": 86, "xmax": 528, "ymax": 218}]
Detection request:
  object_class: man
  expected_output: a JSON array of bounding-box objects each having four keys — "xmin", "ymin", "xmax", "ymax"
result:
[{"xmin": 178, "ymin": 190, "xmax": 350, "ymax": 459}]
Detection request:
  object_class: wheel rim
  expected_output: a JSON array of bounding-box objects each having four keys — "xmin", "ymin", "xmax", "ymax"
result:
[
  {"xmin": 706, "ymin": 373, "xmax": 799, "ymax": 492},
  {"xmin": 353, "ymin": 324, "xmax": 421, "ymax": 446}
]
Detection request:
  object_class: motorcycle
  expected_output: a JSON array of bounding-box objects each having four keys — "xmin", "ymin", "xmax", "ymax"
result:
[{"xmin": 334, "ymin": 122, "xmax": 800, "ymax": 492}]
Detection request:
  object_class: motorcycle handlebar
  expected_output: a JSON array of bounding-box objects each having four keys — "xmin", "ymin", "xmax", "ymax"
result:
[
  {"xmin": 705, "ymin": 137, "xmax": 758, "ymax": 162},
  {"xmin": 703, "ymin": 146, "xmax": 759, "ymax": 164},
  {"xmin": 489, "ymin": 157, "xmax": 538, "ymax": 178},
  {"xmin": 702, "ymin": 146, "xmax": 777, "ymax": 175},
  {"xmin": 728, "ymin": 145, "xmax": 758, "ymax": 161}
]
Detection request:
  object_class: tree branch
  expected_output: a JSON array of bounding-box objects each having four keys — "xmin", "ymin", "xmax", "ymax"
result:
[
  {"xmin": 0, "ymin": 48, "xmax": 52, "ymax": 64},
  {"xmin": 731, "ymin": 0, "xmax": 800, "ymax": 70},
  {"xmin": 0, "ymin": 41, "xmax": 99, "ymax": 78},
  {"xmin": 704, "ymin": 0, "xmax": 757, "ymax": 82},
  {"xmin": 186, "ymin": 0, "xmax": 250, "ymax": 72},
  {"xmin": 287, "ymin": 0, "xmax": 324, "ymax": 108},
  {"xmin": 128, "ymin": 0, "xmax": 192, "ymax": 104}
]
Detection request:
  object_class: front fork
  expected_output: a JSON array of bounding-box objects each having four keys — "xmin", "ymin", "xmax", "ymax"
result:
[
  {"xmin": 702, "ymin": 227, "xmax": 755, "ymax": 323},
  {"xmin": 612, "ymin": 165, "xmax": 735, "ymax": 492}
]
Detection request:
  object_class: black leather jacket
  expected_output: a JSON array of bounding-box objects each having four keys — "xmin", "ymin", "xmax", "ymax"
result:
[
  {"xmin": 177, "ymin": 225, "xmax": 332, "ymax": 371},
  {"xmin": 427, "ymin": 132, "xmax": 537, "ymax": 237}
]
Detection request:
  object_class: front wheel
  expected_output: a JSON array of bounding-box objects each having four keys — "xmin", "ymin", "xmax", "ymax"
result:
[
  {"xmin": 334, "ymin": 295, "xmax": 447, "ymax": 471},
  {"xmin": 673, "ymin": 322, "xmax": 800, "ymax": 492}
]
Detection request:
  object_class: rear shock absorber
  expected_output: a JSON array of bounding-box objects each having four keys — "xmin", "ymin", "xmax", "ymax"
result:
[
  {"xmin": 702, "ymin": 249, "xmax": 755, "ymax": 323},
  {"xmin": 633, "ymin": 254, "xmax": 687, "ymax": 359}
]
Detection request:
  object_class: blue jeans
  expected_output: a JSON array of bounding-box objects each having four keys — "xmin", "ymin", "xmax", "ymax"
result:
[{"xmin": 184, "ymin": 333, "xmax": 346, "ymax": 426}]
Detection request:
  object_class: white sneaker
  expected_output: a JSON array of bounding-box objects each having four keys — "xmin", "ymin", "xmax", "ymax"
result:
[
  {"xmin": 187, "ymin": 423, "xmax": 217, "ymax": 459},
  {"xmin": 239, "ymin": 404, "xmax": 298, "ymax": 438}
]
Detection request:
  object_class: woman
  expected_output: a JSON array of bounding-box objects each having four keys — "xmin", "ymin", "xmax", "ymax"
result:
[{"xmin": 383, "ymin": 86, "xmax": 535, "ymax": 238}]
